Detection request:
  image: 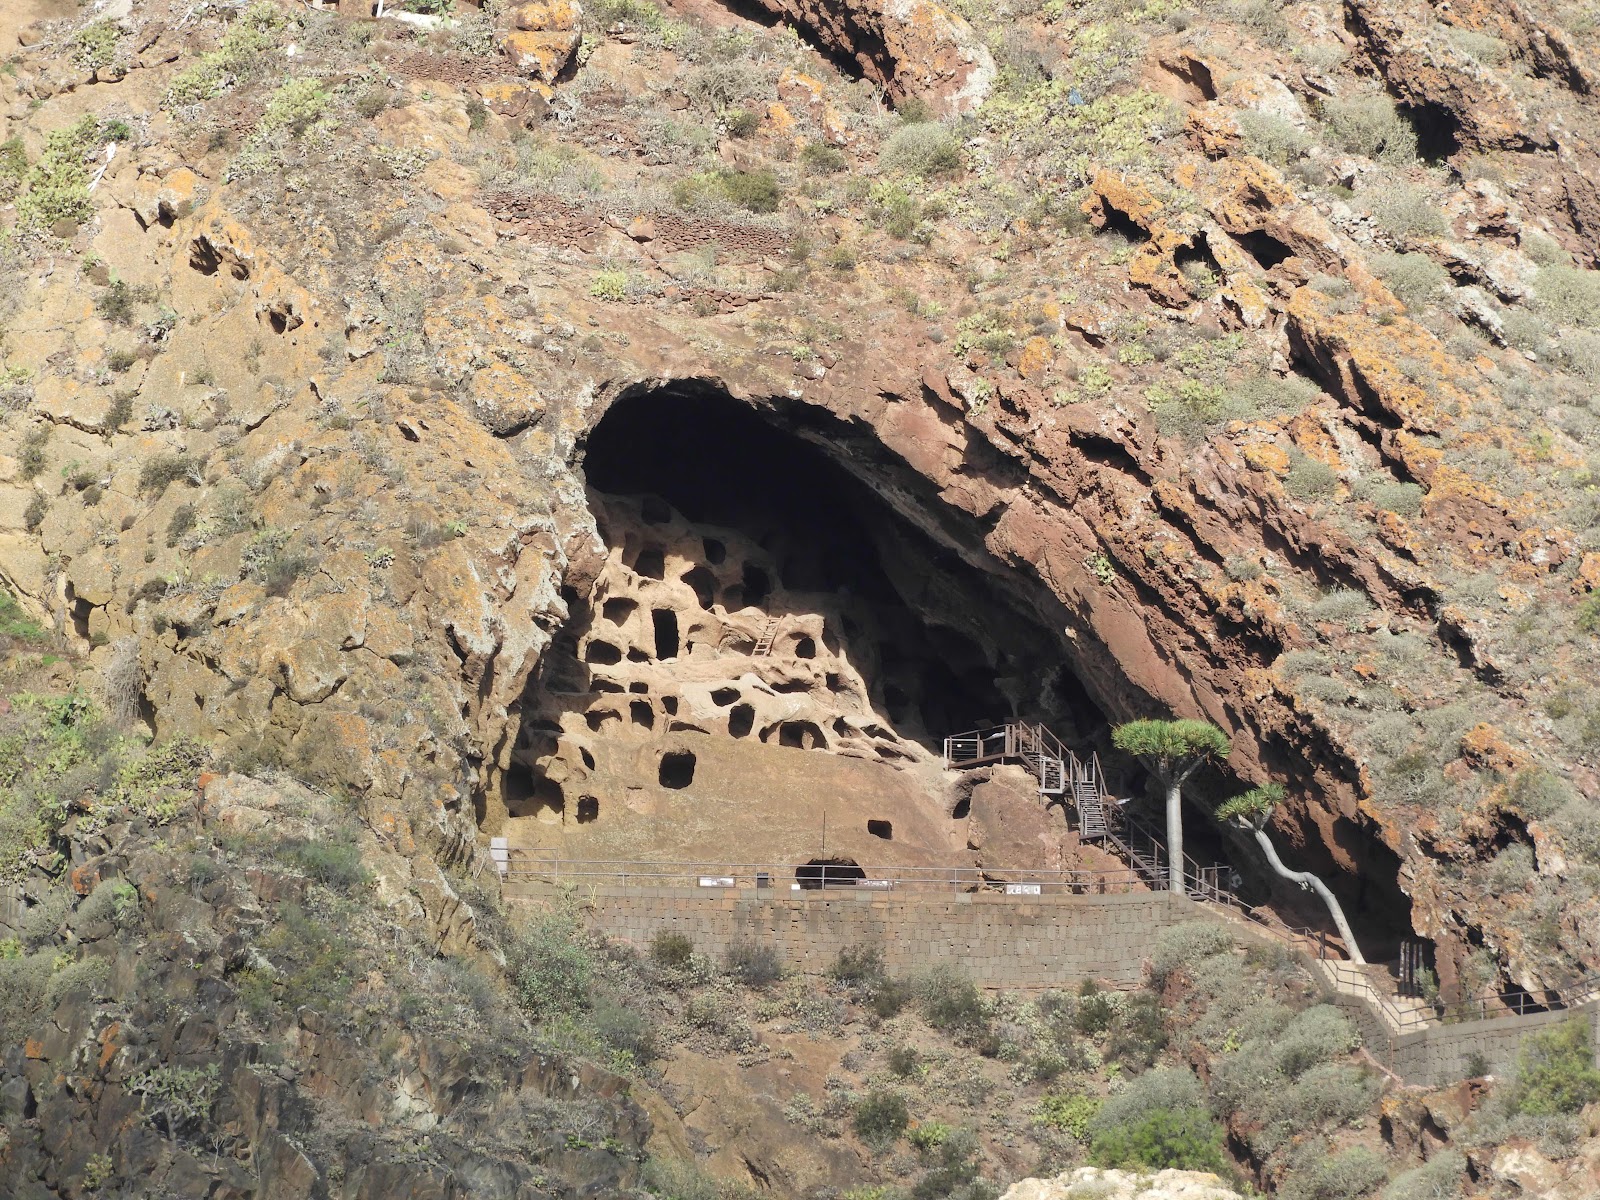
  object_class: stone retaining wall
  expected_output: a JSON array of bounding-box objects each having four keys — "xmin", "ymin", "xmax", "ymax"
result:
[
  {"xmin": 1381, "ymin": 1001, "xmax": 1600, "ymax": 1089},
  {"xmin": 509, "ymin": 881, "xmax": 1203, "ymax": 987}
]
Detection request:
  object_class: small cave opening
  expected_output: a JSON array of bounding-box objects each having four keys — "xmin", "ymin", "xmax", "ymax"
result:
[
  {"xmin": 796, "ymin": 857, "xmax": 867, "ymax": 889},
  {"xmin": 1229, "ymin": 228, "xmax": 1295, "ymax": 271},
  {"xmin": 1397, "ymin": 101, "xmax": 1462, "ymax": 164},
  {"xmin": 793, "ymin": 635, "xmax": 817, "ymax": 659},
  {"xmin": 659, "ymin": 749, "xmax": 696, "ymax": 789},
  {"xmin": 728, "ymin": 704, "xmax": 755, "ymax": 738},
  {"xmin": 603, "ymin": 597, "xmax": 637, "ymax": 624},
  {"xmin": 711, "ymin": 687, "xmax": 740, "ymax": 707},
  {"xmin": 682, "ymin": 566, "xmax": 717, "ymax": 610},
  {"xmin": 652, "ymin": 609, "xmax": 680, "ymax": 659},
  {"xmin": 634, "ymin": 548, "xmax": 666, "ymax": 580},
  {"xmin": 576, "ymin": 795, "xmax": 599, "ymax": 823},
  {"xmin": 867, "ymin": 819, "xmax": 893, "ymax": 840},
  {"xmin": 631, "ymin": 700, "xmax": 655, "ymax": 729},
  {"xmin": 584, "ymin": 640, "xmax": 622, "ymax": 665}
]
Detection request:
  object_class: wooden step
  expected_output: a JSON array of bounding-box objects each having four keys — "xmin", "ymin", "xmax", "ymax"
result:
[{"xmin": 753, "ymin": 618, "xmax": 779, "ymax": 656}]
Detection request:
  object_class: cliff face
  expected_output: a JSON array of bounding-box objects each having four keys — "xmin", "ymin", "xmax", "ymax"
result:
[{"xmin": 2, "ymin": 0, "xmax": 1599, "ymax": 1019}]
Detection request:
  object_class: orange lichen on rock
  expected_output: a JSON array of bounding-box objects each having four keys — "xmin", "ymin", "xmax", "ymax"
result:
[{"xmin": 1459, "ymin": 723, "xmax": 1526, "ymax": 774}]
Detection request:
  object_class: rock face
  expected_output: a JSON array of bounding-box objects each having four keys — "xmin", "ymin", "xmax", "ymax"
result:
[
  {"xmin": 730, "ymin": 0, "xmax": 996, "ymax": 116},
  {"xmin": 1001, "ymin": 1167, "xmax": 1244, "ymax": 1200}
]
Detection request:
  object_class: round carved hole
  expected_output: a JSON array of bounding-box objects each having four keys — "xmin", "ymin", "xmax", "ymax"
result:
[{"xmin": 659, "ymin": 750, "xmax": 696, "ymax": 789}]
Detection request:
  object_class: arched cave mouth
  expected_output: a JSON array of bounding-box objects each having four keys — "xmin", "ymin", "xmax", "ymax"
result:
[
  {"xmin": 579, "ymin": 382, "xmax": 1103, "ymax": 745},
  {"xmin": 503, "ymin": 381, "xmax": 1419, "ymax": 965}
]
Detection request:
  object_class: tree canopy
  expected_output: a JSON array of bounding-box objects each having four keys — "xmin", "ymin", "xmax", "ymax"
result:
[
  {"xmin": 1112, "ymin": 719, "xmax": 1230, "ymax": 777},
  {"xmin": 1215, "ymin": 782, "xmax": 1284, "ymax": 827}
]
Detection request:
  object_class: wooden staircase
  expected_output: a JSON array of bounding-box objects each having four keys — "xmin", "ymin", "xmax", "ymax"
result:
[{"xmin": 752, "ymin": 618, "xmax": 779, "ymax": 657}]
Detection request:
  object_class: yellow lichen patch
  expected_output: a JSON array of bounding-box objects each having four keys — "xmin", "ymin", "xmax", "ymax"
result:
[
  {"xmin": 1459, "ymin": 723, "xmax": 1525, "ymax": 774},
  {"xmin": 1017, "ymin": 335, "xmax": 1055, "ymax": 381},
  {"xmin": 1574, "ymin": 551, "xmax": 1600, "ymax": 594},
  {"xmin": 766, "ymin": 102, "xmax": 796, "ymax": 134},
  {"xmin": 1374, "ymin": 510, "xmax": 1424, "ymax": 559},
  {"xmin": 1083, "ymin": 169, "xmax": 1164, "ymax": 231},
  {"xmin": 1242, "ymin": 442, "xmax": 1290, "ymax": 474}
]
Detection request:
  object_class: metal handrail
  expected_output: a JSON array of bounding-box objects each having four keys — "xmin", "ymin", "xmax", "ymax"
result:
[{"xmin": 503, "ymin": 854, "xmax": 1160, "ymax": 895}]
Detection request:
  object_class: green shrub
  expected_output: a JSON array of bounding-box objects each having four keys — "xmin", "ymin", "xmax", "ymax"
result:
[
  {"xmin": 917, "ymin": 964, "xmax": 989, "ymax": 1039},
  {"xmin": 1382, "ymin": 1149, "xmax": 1465, "ymax": 1200},
  {"xmin": 720, "ymin": 168, "xmax": 781, "ymax": 213},
  {"xmin": 888, "ymin": 1045, "xmax": 920, "ymax": 1077},
  {"xmin": 77, "ymin": 876, "xmax": 139, "ymax": 928},
  {"xmin": 281, "ymin": 836, "xmax": 370, "ymax": 893},
  {"xmin": 723, "ymin": 940, "xmax": 782, "ymax": 987},
  {"xmin": 852, "ymin": 1088, "xmax": 910, "ymax": 1149},
  {"xmin": 1072, "ymin": 980, "xmax": 1117, "ymax": 1034},
  {"xmin": 1090, "ymin": 1105, "xmax": 1228, "ymax": 1173},
  {"xmin": 1360, "ymin": 478, "xmax": 1424, "ymax": 518},
  {"xmin": 1036, "ymin": 1092, "xmax": 1100, "ymax": 1142},
  {"xmin": 1108, "ymin": 992, "xmax": 1168, "ymax": 1068},
  {"xmin": 1310, "ymin": 589, "xmax": 1372, "ymax": 627},
  {"xmin": 1321, "ymin": 96, "xmax": 1418, "ymax": 164},
  {"xmin": 1534, "ymin": 265, "xmax": 1600, "ymax": 328},
  {"xmin": 723, "ymin": 108, "xmax": 759, "ymax": 138},
  {"xmin": 1372, "ymin": 251, "xmax": 1449, "ymax": 309},
  {"xmin": 1149, "ymin": 921, "xmax": 1233, "ymax": 985},
  {"xmin": 1264, "ymin": 1061, "xmax": 1378, "ymax": 1142},
  {"xmin": 1235, "ymin": 110, "xmax": 1311, "ymax": 164},
  {"xmin": 16, "ymin": 115, "xmax": 126, "ymax": 231},
  {"xmin": 649, "ymin": 929, "xmax": 694, "ymax": 968},
  {"xmin": 0, "ymin": 948, "xmax": 56, "ymax": 1034},
  {"xmin": 138, "ymin": 452, "xmax": 200, "ymax": 494},
  {"xmin": 801, "ymin": 140, "xmax": 847, "ymax": 175},
  {"xmin": 909, "ymin": 1126, "xmax": 985, "ymax": 1199},
  {"xmin": 165, "ymin": 2, "xmax": 286, "ymax": 105},
  {"xmin": 510, "ymin": 914, "xmax": 593, "ymax": 1018},
  {"xmin": 1281, "ymin": 1145, "xmax": 1388, "ymax": 1200},
  {"xmin": 1275, "ymin": 1005, "xmax": 1360, "ymax": 1076},
  {"xmin": 870, "ymin": 976, "xmax": 911, "ymax": 1019},
  {"xmin": 0, "ymin": 589, "xmax": 45, "ymax": 642},
  {"xmin": 1369, "ymin": 186, "xmax": 1447, "ymax": 240},
  {"xmin": 590, "ymin": 268, "xmax": 628, "ymax": 300},
  {"xmin": 96, "ymin": 279, "xmax": 138, "ymax": 325},
  {"xmin": 42, "ymin": 954, "xmax": 113, "ymax": 1009},
  {"xmin": 18, "ymin": 427, "xmax": 49, "ymax": 480},
  {"xmin": 0, "ymin": 137, "xmax": 25, "ymax": 199},
  {"xmin": 879, "ymin": 122, "xmax": 963, "ymax": 178},
  {"xmin": 1286, "ymin": 453, "xmax": 1340, "ymax": 500},
  {"xmin": 1576, "ymin": 595, "xmax": 1600, "ymax": 635},
  {"xmin": 1511, "ymin": 1016, "xmax": 1600, "ymax": 1116},
  {"xmin": 830, "ymin": 943, "xmax": 887, "ymax": 987}
]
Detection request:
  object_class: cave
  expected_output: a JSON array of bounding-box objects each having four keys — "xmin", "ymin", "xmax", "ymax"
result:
[
  {"xmin": 659, "ymin": 750, "xmax": 696, "ymax": 789},
  {"xmin": 867, "ymin": 819, "xmax": 893, "ymax": 840},
  {"xmin": 506, "ymin": 381, "xmax": 1421, "ymax": 962},
  {"xmin": 580, "ymin": 382, "xmax": 1101, "ymax": 744},
  {"xmin": 796, "ymin": 857, "xmax": 866, "ymax": 889}
]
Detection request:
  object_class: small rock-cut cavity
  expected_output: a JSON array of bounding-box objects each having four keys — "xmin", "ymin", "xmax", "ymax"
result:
[
  {"xmin": 659, "ymin": 750, "xmax": 696, "ymax": 789},
  {"xmin": 652, "ymin": 609, "xmax": 680, "ymax": 659}
]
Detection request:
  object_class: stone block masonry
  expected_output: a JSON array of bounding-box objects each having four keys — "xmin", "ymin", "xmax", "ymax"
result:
[
  {"xmin": 510, "ymin": 883, "xmax": 1207, "ymax": 987},
  {"xmin": 1381, "ymin": 1000, "xmax": 1600, "ymax": 1090}
]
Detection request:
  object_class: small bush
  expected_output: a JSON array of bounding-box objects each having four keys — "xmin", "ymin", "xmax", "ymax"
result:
[
  {"xmin": 1109, "ymin": 992, "xmax": 1168, "ymax": 1068},
  {"xmin": 19, "ymin": 426, "xmax": 49, "ymax": 480},
  {"xmin": 97, "ymin": 280, "xmax": 138, "ymax": 325},
  {"xmin": 830, "ymin": 943, "xmax": 887, "ymax": 987},
  {"xmin": 1286, "ymin": 453, "xmax": 1340, "ymax": 500},
  {"xmin": 720, "ymin": 168, "xmax": 781, "ymax": 213},
  {"xmin": 649, "ymin": 929, "xmax": 694, "ymax": 968},
  {"xmin": 1361, "ymin": 478, "xmax": 1424, "ymax": 518},
  {"xmin": 801, "ymin": 140, "xmax": 847, "ymax": 175},
  {"xmin": 1090, "ymin": 1106, "xmax": 1228, "ymax": 1173},
  {"xmin": 510, "ymin": 914, "xmax": 593, "ymax": 1018},
  {"xmin": 870, "ymin": 976, "xmax": 911, "ymax": 1019},
  {"xmin": 888, "ymin": 1045, "xmax": 920, "ymax": 1077},
  {"xmin": 879, "ymin": 123, "xmax": 963, "ymax": 179},
  {"xmin": 1311, "ymin": 588, "xmax": 1372, "ymax": 627},
  {"xmin": 1281, "ymin": 1145, "xmax": 1388, "ymax": 1200},
  {"xmin": 42, "ymin": 954, "xmax": 113, "ymax": 1009},
  {"xmin": 1149, "ymin": 921, "xmax": 1233, "ymax": 985},
  {"xmin": 1534, "ymin": 265, "xmax": 1600, "ymax": 328},
  {"xmin": 281, "ymin": 836, "xmax": 370, "ymax": 893},
  {"xmin": 77, "ymin": 877, "xmax": 139, "ymax": 928},
  {"xmin": 723, "ymin": 108, "xmax": 759, "ymax": 138},
  {"xmin": 590, "ymin": 269, "xmax": 628, "ymax": 300},
  {"xmin": 1275, "ymin": 1005, "xmax": 1361, "ymax": 1076},
  {"xmin": 1382, "ymin": 1149, "xmax": 1465, "ymax": 1200},
  {"xmin": 1236, "ymin": 110, "xmax": 1311, "ymax": 164},
  {"xmin": 1369, "ymin": 186, "xmax": 1448, "ymax": 240},
  {"xmin": 1037, "ymin": 1092, "xmax": 1100, "ymax": 1142},
  {"xmin": 724, "ymin": 940, "xmax": 783, "ymax": 987},
  {"xmin": 1321, "ymin": 96, "xmax": 1418, "ymax": 165},
  {"xmin": 1372, "ymin": 251, "xmax": 1449, "ymax": 309},
  {"xmin": 1511, "ymin": 1016, "xmax": 1600, "ymax": 1116},
  {"xmin": 917, "ymin": 964, "xmax": 989, "ymax": 1039},
  {"xmin": 138, "ymin": 452, "xmax": 200, "ymax": 495},
  {"xmin": 852, "ymin": 1088, "xmax": 910, "ymax": 1149}
]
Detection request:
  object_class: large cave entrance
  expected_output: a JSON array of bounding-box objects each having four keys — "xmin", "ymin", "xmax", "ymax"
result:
[{"xmin": 500, "ymin": 381, "xmax": 1411, "ymax": 964}]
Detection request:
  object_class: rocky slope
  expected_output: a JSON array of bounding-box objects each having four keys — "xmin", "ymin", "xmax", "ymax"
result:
[{"xmin": 2, "ymin": 0, "xmax": 1600, "ymax": 1191}]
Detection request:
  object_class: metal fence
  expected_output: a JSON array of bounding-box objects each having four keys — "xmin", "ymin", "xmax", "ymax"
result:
[{"xmin": 504, "ymin": 852, "xmax": 1160, "ymax": 896}]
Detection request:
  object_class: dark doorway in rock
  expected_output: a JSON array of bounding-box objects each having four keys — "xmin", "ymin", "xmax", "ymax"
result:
[
  {"xmin": 796, "ymin": 857, "xmax": 866, "ymax": 889},
  {"xmin": 653, "ymin": 609, "xmax": 680, "ymax": 659},
  {"xmin": 867, "ymin": 819, "xmax": 893, "ymax": 840},
  {"xmin": 659, "ymin": 750, "xmax": 696, "ymax": 789},
  {"xmin": 576, "ymin": 795, "xmax": 599, "ymax": 823}
]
